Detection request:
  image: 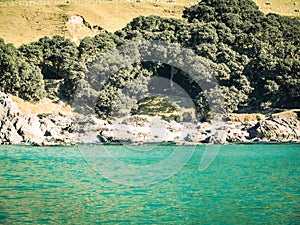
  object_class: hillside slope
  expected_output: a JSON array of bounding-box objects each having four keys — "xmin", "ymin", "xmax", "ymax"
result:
[
  {"xmin": 0, "ymin": 0, "xmax": 299, "ymax": 46},
  {"xmin": 0, "ymin": 2, "xmax": 185, "ymax": 46}
]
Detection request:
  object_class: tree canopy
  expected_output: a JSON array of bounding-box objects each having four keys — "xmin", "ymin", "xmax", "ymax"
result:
[{"xmin": 0, "ymin": 38, "xmax": 45, "ymax": 101}]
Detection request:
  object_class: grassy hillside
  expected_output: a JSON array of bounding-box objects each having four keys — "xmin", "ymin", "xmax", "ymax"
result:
[
  {"xmin": 0, "ymin": 0, "xmax": 299, "ymax": 46},
  {"xmin": 254, "ymin": 0, "xmax": 299, "ymax": 16},
  {"xmin": 0, "ymin": 1, "xmax": 187, "ymax": 46}
]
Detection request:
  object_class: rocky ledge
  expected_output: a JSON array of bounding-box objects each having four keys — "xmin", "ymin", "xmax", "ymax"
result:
[{"xmin": 0, "ymin": 92, "xmax": 299, "ymax": 145}]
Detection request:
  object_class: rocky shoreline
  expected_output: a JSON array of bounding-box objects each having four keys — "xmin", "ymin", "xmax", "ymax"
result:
[{"xmin": 0, "ymin": 92, "xmax": 299, "ymax": 146}]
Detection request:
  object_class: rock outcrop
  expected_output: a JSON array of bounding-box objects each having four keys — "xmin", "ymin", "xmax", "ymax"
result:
[
  {"xmin": 0, "ymin": 92, "xmax": 299, "ymax": 145},
  {"xmin": 97, "ymin": 113, "xmax": 300, "ymax": 144},
  {"xmin": 66, "ymin": 15, "xmax": 105, "ymax": 44},
  {"xmin": 0, "ymin": 93, "xmax": 76, "ymax": 145},
  {"xmin": 0, "ymin": 92, "xmax": 23, "ymax": 144},
  {"xmin": 247, "ymin": 111, "xmax": 300, "ymax": 142}
]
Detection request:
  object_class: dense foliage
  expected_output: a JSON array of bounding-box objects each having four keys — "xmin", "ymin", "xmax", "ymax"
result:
[
  {"xmin": 18, "ymin": 36, "xmax": 87, "ymax": 100},
  {"xmin": 0, "ymin": 38, "xmax": 45, "ymax": 101},
  {"xmin": 0, "ymin": 0, "xmax": 299, "ymax": 117},
  {"xmin": 184, "ymin": 0, "xmax": 300, "ymax": 109}
]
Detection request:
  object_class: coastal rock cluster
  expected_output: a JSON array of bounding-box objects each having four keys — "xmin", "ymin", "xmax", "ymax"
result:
[
  {"xmin": 248, "ymin": 112, "xmax": 300, "ymax": 142},
  {"xmin": 0, "ymin": 93, "xmax": 299, "ymax": 145},
  {"xmin": 0, "ymin": 92, "xmax": 76, "ymax": 145}
]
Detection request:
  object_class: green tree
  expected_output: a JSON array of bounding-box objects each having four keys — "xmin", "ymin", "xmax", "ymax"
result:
[
  {"xmin": 19, "ymin": 36, "xmax": 86, "ymax": 101},
  {"xmin": 0, "ymin": 38, "xmax": 45, "ymax": 101},
  {"xmin": 78, "ymin": 32, "xmax": 123, "ymax": 64}
]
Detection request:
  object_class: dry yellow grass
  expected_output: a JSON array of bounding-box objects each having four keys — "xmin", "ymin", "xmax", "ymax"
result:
[
  {"xmin": 0, "ymin": 2, "xmax": 187, "ymax": 46},
  {"xmin": 9, "ymin": 95, "xmax": 74, "ymax": 116},
  {"xmin": 228, "ymin": 113, "xmax": 266, "ymax": 123},
  {"xmin": 0, "ymin": 0, "xmax": 298, "ymax": 46},
  {"xmin": 253, "ymin": 0, "xmax": 300, "ymax": 16},
  {"xmin": 271, "ymin": 109, "xmax": 300, "ymax": 119}
]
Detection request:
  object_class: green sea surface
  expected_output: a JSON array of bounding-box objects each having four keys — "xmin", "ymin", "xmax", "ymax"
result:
[{"xmin": 0, "ymin": 144, "xmax": 299, "ymax": 224}]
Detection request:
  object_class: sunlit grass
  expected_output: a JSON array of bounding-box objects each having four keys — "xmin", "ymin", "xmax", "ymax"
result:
[
  {"xmin": 0, "ymin": 1, "xmax": 188, "ymax": 46},
  {"xmin": 253, "ymin": 0, "xmax": 299, "ymax": 16},
  {"xmin": 9, "ymin": 95, "xmax": 74, "ymax": 116},
  {"xmin": 0, "ymin": 0, "xmax": 298, "ymax": 46}
]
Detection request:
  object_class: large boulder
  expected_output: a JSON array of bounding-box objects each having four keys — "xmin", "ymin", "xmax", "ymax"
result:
[
  {"xmin": 16, "ymin": 115, "xmax": 44, "ymax": 145},
  {"xmin": 39, "ymin": 115, "xmax": 76, "ymax": 145},
  {"xmin": 0, "ymin": 92, "xmax": 20, "ymax": 120},
  {"xmin": 248, "ymin": 110, "xmax": 300, "ymax": 142},
  {"xmin": 0, "ymin": 119, "xmax": 23, "ymax": 144},
  {"xmin": 0, "ymin": 93, "xmax": 23, "ymax": 144}
]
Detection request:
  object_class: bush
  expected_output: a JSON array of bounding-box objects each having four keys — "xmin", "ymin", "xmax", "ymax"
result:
[{"xmin": 0, "ymin": 38, "xmax": 45, "ymax": 101}]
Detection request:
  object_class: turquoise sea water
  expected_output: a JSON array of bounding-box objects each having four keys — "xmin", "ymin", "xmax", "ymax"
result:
[{"xmin": 0, "ymin": 144, "xmax": 299, "ymax": 224}]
